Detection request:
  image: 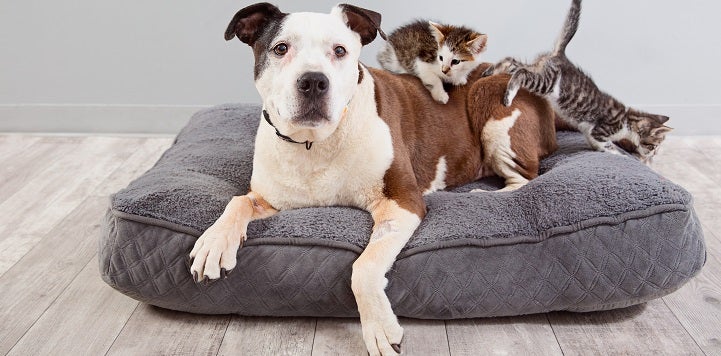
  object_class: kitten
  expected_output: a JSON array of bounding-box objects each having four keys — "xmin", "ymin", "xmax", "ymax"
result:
[
  {"xmin": 483, "ymin": 0, "xmax": 672, "ymax": 164},
  {"xmin": 377, "ymin": 20, "xmax": 488, "ymax": 104}
]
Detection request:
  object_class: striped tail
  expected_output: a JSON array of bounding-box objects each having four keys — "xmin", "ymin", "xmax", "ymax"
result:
[{"xmin": 553, "ymin": 0, "xmax": 582, "ymax": 56}]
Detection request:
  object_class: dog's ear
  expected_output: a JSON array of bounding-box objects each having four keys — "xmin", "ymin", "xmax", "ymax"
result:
[
  {"xmin": 334, "ymin": 4, "xmax": 387, "ymax": 46},
  {"xmin": 225, "ymin": 2, "xmax": 286, "ymax": 45}
]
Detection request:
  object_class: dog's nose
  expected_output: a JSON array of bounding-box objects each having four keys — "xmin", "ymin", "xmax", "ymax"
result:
[{"xmin": 297, "ymin": 72, "xmax": 329, "ymax": 96}]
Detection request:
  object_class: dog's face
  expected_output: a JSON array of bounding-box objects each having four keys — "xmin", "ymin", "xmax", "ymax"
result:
[{"xmin": 225, "ymin": 3, "xmax": 385, "ymax": 143}]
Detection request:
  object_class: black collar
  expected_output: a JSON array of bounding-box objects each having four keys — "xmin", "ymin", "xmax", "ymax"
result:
[{"xmin": 262, "ymin": 110, "xmax": 313, "ymax": 150}]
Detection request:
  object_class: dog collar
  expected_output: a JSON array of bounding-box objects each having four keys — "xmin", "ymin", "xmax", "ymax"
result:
[{"xmin": 262, "ymin": 110, "xmax": 313, "ymax": 150}]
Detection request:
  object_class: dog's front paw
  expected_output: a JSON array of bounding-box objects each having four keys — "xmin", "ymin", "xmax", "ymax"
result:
[
  {"xmin": 189, "ymin": 221, "xmax": 242, "ymax": 282},
  {"xmin": 353, "ymin": 274, "xmax": 404, "ymax": 355},
  {"xmin": 360, "ymin": 311, "xmax": 404, "ymax": 356}
]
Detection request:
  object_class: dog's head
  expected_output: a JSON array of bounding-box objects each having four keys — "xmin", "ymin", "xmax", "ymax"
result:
[{"xmin": 225, "ymin": 3, "xmax": 385, "ymax": 143}]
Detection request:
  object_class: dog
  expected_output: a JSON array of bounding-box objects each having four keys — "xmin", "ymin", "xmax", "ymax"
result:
[{"xmin": 189, "ymin": 3, "xmax": 557, "ymax": 355}]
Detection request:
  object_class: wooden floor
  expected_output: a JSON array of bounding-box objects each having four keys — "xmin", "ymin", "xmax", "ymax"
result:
[{"xmin": 0, "ymin": 134, "xmax": 719, "ymax": 356}]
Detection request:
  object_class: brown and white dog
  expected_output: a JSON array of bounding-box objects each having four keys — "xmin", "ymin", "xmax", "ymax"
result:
[{"xmin": 189, "ymin": 3, "xmax": 557, "ymax": 355}]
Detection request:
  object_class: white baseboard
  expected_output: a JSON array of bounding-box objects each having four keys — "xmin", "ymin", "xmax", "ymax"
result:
[
  {"xmin": 0, "ymin": 104, "xmax": 211, "ymax": 134},
  {"xmin": 0, "ymin": 104, "xmax": 718, "ymax": 135}
]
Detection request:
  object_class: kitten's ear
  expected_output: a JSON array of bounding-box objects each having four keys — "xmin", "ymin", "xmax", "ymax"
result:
[
  {"xmin": 428, "ymin": 21, "xmax": 445, "ymax": 43},
  {"xmin": 334, "ymin": 4, "xmax": 387, "ymax": 45},
  {"xmin": 652, "ymin": 126, "xmax": 673, "ymax": 137},
  {"xmin": 654, "ymin": 115, "xmax": 670, "ymax": 124},
  {"xmin": 467, "ymin": 34, "xmax": 488, "ymax": 55},
  {"xmin": 225, "ymin": 2, "xmax": 286, "ymax": 45}
]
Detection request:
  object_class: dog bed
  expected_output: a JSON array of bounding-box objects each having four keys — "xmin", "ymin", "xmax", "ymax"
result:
[{"xmin": 100, "ymin": 104, "xmax": 706, "ymax": 318}]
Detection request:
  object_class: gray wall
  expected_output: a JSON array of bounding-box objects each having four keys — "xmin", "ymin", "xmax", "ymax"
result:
[{"xmin": 1, "ymin": 0, "xmax": 719, "ymax": 134}]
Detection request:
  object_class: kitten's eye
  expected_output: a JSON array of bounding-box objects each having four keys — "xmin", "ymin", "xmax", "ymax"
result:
[
  {"xmin": 334, "ymin": 46, "xmax": 347, "ymax": 58},
  {"xmin": 644, "ymin": 144, "xmax": 657, "ymax": 150},
  {"xmin": 439, "ymin": 56, "xmax": 444, "ymax": 61},
  {"xmin": 451, "ymin": 59, "xmax": 460, "ymax": 65},
  {"xmin": 273, "ymin": 43, "xmax": 288, "ymax": 56}
]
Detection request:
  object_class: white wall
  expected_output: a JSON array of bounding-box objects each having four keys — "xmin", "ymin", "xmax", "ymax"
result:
[{"xmin": 1, "ymin": 0, "xmax": 719, "ymax": 134}]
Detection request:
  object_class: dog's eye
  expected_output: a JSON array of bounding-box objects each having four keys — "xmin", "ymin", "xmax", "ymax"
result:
[
  {"xmin": 334, "ymin": 46, "xmax": 347, "ymax": 58},
  {"xmin": 451, "ymin": 59, "xmax": 460, "ymax": 65},
  {"xmin": 439, "ymin": 55, "xmax": 444, "ymax": 61},
  {"xmin": 273, "ymin": 43, "xmax": 288, "ymax": 56}
]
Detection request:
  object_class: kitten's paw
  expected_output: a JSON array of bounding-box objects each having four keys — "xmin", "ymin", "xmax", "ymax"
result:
[
  {"xmin": 432, "ymin": 89, "xmax": 450, "ymax": 104},
  {"xmin": 481, "ymin": 65, "xmax": 496, "ymax": 77},
  {"xmin": 603, "ymin": 143, "xmax": 623, "ymax": 155},
  {"xmin": 502, "ymin": 92, "xmax": 514, "ymax": 107},
  {"xmin": 503, "ymin": 84, "xmax": 520, "ymax": 107}
]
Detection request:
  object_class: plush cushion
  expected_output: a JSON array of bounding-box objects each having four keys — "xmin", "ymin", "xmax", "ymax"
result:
[{"xmin": 100, "ymin": 104, "xmax": 706, "ymax": 318}]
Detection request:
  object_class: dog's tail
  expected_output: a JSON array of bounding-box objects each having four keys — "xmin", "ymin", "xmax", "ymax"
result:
[{"xmin": 553, "ymin": 0, "xmax": 582, "ymax": 56}]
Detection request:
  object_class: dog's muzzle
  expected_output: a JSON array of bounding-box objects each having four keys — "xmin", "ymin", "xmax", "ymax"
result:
[
  {"xmin": 297, "ymin": 72, "xmax": 329, "ymax": 97},
  {"xmin": 294, "ymin": 72, "xmax": 330, "ymax": 126}
]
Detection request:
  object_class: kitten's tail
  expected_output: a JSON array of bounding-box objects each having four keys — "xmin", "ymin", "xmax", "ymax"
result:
[{"xmin": 553, "ymin": 0, "xmax": 582, "ymax": 56}]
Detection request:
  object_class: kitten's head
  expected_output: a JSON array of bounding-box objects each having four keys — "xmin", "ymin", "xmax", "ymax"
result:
[
  {"xmin": 624, "ymin": 109, "xmax": 672, "ymax": 165},
  {"xmin": 428, "ymin": 21, "xmax": 487, "ymax": 85}
]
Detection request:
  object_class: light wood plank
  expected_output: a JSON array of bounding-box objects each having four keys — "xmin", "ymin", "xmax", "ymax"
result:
[
  {"xmin": 312, "ymin": 318, "xmax": 366, "ymax": 356},
  {"xmin": 0, "ymin": 136, "xmax": 143, "ymax": 275},
  {"xmin": 398, "ymin": 318, "xmax": 450, "ymax": 356},
  {"xmin": 0, "ymin": 135, "xmax": 41, "ymax": 166},
  {"xmin": 446, "ymin": 314, "xmax": 562, "ymax": 356},
  {"xmin": 90, "ymin": 137, "xmax": 172, "ymax": 196},
  {"xmin": 0, "ymin": 137, "xmax": 172, "ymax": 355},
  {"xmin": 0, "ymin": 197, "xmax": 108, "ymax": 355},
  {"xmin": 0, "ymin": 136, "xmax": 83, "ymax": 205},
  {"xmin": 549, "ymin": 299, "xmax": 703, "ymax": 355},
  {"xmin": 106, "ymin": 304, "xmax": 230, "ymax": 356},
  {"xmin": 655, "ymin": 137, "xmax": 721, "ymax": 233},
  {"xmin": 313, "ymin": 318, "xmax": 450, "ymax": 355},
  {"xmin": 218, "ymin": 316, "xmax": 315, "ymax": 356},
  {"xmin": 6, "ymin": 257, "xmax": 139, "ymax": 356},
  {"xmin": 662, "ymin": 257, "xmax": 721, "ymax": 355}
]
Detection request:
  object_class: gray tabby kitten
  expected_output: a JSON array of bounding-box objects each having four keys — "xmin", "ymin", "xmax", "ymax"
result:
[
  {"xmin": 483, "ymin": 0, "xmax": 671, "ymax": 164},
  {"xmin": 378, "ymin": 20, "xmax": 488, "ymax": 104}
]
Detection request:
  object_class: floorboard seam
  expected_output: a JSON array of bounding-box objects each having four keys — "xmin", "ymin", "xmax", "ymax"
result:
[
  {"xmin": 660, "ymin": 297, "xmax": 707, "ymax": 356},
  {"xmin": 5, "ymin": 253, "xmax": 99, "ymax": 354},
  {"xmin": 443, "ymin": 320, "xmax": 452, "ymax": 356},
  {"xmin": 545, "ymin": 313, "xmax": 565, "ymax": 356},
  {"xmin": 214, "ymin": 316, "xmax": 232, "ymax": 356},
  {"xmin": 104, "ymin": 302, "xmax": 141, "ymax": 356}
]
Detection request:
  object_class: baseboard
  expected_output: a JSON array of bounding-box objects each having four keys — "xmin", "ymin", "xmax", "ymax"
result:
[
  {"xmin": 0, "ymin": 104, "xmax": 212, "ymax": 134},
  {"xmin": 0, "ymin": 104, "xmax": 718, "ymax": 135}
]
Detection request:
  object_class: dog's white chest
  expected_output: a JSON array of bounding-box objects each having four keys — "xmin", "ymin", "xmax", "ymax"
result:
[{"xmin": 250, "ymin": 113, "xmax": 394, "ymax": 211}]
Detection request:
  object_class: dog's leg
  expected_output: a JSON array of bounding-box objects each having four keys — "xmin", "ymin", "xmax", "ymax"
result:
[
  {"xmin": 189, "ymin": 191, "xmax": 277, "ymax": 282},
  {"xmin": 473, "ymin": 109, "xmax": 530, "ymax": 193},
  {"xmin": 352, "ymin": 198, "xmax": 422, "ymax": 356}
]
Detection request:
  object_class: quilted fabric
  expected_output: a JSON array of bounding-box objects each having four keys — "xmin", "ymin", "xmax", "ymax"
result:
[{"xmin": 99, "ymin": 104, "xmax": 706, "ymax": 318}]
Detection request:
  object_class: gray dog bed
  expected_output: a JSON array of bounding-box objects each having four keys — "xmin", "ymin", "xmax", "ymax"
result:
[{"xmin": 100, "ymin": 104, "xmax": 705, "ymax": 318}]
